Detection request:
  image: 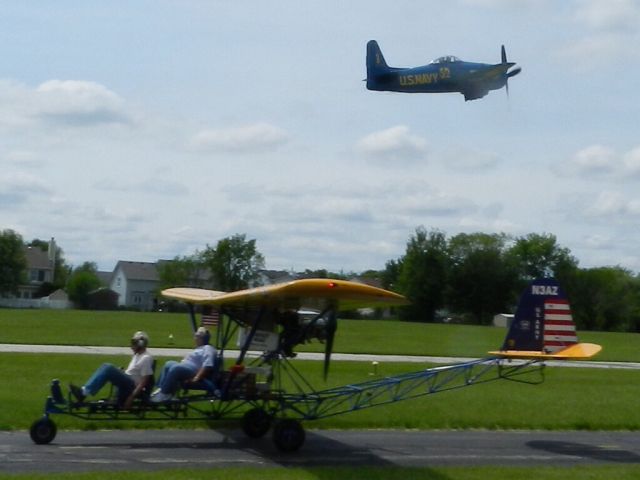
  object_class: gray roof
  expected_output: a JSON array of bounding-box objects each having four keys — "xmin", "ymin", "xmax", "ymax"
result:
[
  {"xmin": 114, "ymin": 261, "xmax": 159, "ymax": 281},
  {"xmin": 23, "ymin": 247, "xmax": 52, "ymax": 270},
  {"xmin": 96, "ymin": 271, "xmax": 113, "ymax": 286}
]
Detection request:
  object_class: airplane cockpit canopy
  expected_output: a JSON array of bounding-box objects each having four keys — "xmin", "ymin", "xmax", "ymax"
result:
[{"xmin": 430, "ymin": 55, "xmax": 462, "ymax": 64}]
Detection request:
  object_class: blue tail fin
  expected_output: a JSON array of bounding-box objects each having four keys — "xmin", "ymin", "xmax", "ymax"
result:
[
  {"xmin": 501, "ymin": 278, "xmax": 578, "ymax": 353},
  {"xmin": 366, "ymin": 40, "xmax": 390, "ymax": 90}
]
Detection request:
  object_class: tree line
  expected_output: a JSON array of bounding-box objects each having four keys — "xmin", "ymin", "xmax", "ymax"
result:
[
  {"xmin": 383, "ymin": 227, "xmax": 640, "ymax": 332},
  {"xmin": 3, "ymin": 227, "xmax": 640, "ymax": 332}
]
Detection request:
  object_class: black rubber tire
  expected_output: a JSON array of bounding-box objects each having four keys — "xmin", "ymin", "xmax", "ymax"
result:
[
  {"xmin": 30, "ymin": 417, "xmax": 57, "ymax": 445},
  {"xmin": 242, "ymin": 408, "xmax": 272, "ymax": 438},
  {"xmin": 272, "ymin": 418, "xmax": 305, "ymax": 452}
]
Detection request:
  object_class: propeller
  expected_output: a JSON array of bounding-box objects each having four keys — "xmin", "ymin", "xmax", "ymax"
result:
[
  {"xmin": 323, "ymin": 311, "xmax": 338, "ymax": 380},
  {"xmin": 500, "ymin": 45, "xmax": 521, "ymax": 98}
]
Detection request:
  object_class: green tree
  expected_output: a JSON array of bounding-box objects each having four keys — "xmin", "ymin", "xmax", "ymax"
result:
[
  {"xmin": 508, "ymin": 233, "xmax": 578, "ymax": 284},
  {"xmin": 446, "ymin": 232, "xmax": 519, "ymax": 325},
  {"xmin": 157, "ymin": 254, "xmax": 208, "ymax": 290},
  {"xmin": 568, "ymin": 267, "xmax": 639, "ymax": 331},
  {"xmin": 202, "ymin": 234, "xmax": 265, "ymax": 291},
  {"xmin": 67, "ymin": 262, "xmax": 101, "ymax": 309},
  {"xmin": 381, "ymin": 259, "xmax": 402, "ymax": 291},
  {"xmin": 0, "ymin": 229, "xmax": 26, "ymax": 294},
  {"xmin": 397, "ymin": 227, "xmax": 449, "ymax": 322}
]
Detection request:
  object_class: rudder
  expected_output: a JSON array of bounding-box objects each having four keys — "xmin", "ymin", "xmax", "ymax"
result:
[
  {"xmin": 366, "ymin": 40, "xmax": 390, "ymax": 90},
  {"xmin": 501, "ymin": 278, "xmax": 578, "ymax": 353}
]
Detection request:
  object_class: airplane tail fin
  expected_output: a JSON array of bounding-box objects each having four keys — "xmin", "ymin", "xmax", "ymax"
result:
[
  {"xmin": 489, "ymin": 278, "xmax": 601, "ymax": 360},
  {"xmin": 366, "ymin": 40, "xmax": 391, "ymax": 90}
]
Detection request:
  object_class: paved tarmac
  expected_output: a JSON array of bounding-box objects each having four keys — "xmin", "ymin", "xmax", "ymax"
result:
[
  {"xmin": 2, "ymin": 429, "xmax": 640, "ymax": 474},
  {"xmin": 2, "ymin": 343, "xmax": 639, "ymax": 370}
]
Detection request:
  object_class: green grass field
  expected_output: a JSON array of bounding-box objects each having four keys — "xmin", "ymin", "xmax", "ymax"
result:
[
  {"xmin": 0, "ymin": 308, "xmax": 638, "ymax": 361},
  {"xmin": 2, "ymin": 308, "xmax": 639, "ymax": 478},
  {"xmin": 3, "ymin": 352, "xmax": 639, "ymax": 432}
]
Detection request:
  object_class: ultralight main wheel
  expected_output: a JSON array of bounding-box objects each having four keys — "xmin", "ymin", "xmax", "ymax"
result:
[
  {"xmin": 242, "ymin": 408, "xmax": 272, "ymax": 438},
  {"xmin": 30, "ymin": 417, "xmax": 57, "ymax": 445},
  {"xmin": 272, "ymin": 418, "xmax": 305, "ymax": 452}
]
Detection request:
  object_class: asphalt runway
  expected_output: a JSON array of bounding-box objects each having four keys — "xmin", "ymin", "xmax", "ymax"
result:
[
  {"xmin": 2, "ymin": 343, "xmax": 640, "ymax": 370},
  {"xmin": 2, "ymin": 429, "xmax": 640, "ymax": 474}
]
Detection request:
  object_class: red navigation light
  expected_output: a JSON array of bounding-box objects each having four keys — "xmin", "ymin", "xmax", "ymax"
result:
[{"xmin": 327, "ymin": 281, "xmax": 337, "ymax": 288}]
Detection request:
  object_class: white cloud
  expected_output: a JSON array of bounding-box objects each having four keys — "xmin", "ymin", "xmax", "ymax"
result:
[
  {"xmin": 0, "ymin": 79, "xmax": 130, "ymax": 129},
  {"xmin": 35, "ymin": 80, "xmax": 129, "ymax": 126},
  {"xmin": 583, "ymin": 191, "xmax": 640, "ymax": 218},
  {"xmin": 622, "ymin": 146, "xmax": 640, "ymax": 176},
  {"xmin": 557, "ymin": 33, "xmax": 629, "ymax": 68},
  {"xmin": 442, "ymin": 148, "xmax": 502, "ymax": 172},
  {"xmin": 574, "ymin": 0, "xmax": 640, "ymax": 32},
  {"xmin": 460, "ymin": 0, "xmax": 547, "ymax": 9},
  {"xmin": 569, "ymin": 144, "xmax": 617, "ymax": 175},
  {"xmin": 583, "ymin": 233, "xmax": 614, "ymax": 250},
  {"xmin": 0, "ymin": 172, "xmax": 52, "ymax": 207},
  {"xmin": 355, "ymin": 126, "xmax": 428, "ymax": 163},
  {"xmin": 96, "ymin": 178, "xmax": 189, "ymax": 196},
  {"xmin": 565, "ymin": 144, "xmax": 640, "ymax": 179},
  {"xmin": 188, "ymin": 123, "xmax": 290, "ymax": 153},
  {"xmin": 559, "ymin": 0, "xmax": 640, "ymax": 68}
]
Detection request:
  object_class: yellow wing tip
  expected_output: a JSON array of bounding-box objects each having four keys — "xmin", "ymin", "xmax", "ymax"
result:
[
  {"xmin": 161, "ymin": 287, "xmax": 226, "ymax": 304},
  {"xmin": 489, "ymin": 343, "xmax": 602, "ymax": 360}
]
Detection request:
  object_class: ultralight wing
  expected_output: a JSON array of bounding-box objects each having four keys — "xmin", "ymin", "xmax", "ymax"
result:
[
  {"xmin": 164, "ymin": 278, "xmax": 408, "ymax": 311},
  {"xmin": 162, "ymin": 287, "xmax": 226, "ymax": 304}
]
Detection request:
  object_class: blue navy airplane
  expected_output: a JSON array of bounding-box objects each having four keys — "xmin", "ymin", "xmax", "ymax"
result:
[{"xmin": 366, "ymin": 40, "xmax": 521, "ymax": 101}]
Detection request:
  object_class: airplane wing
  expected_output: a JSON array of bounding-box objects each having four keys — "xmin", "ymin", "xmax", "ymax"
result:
[
  {"xmin": 465, "ymin": 63, "xmax": 512, "ymax": 83},
  {"xmin": 162, "ymin": 278, "xmax": 408, "ymax": 311},
  {"xmin": 460, "ymin": 63, "xmax": 513, "ymax": 100},
  {"xmin": 488, "ymin": 343, "xmax": 602, "ymax": 360},
  {"xmin": 161, "ymin": 287, "xmax": 226, "ymax": 304}
]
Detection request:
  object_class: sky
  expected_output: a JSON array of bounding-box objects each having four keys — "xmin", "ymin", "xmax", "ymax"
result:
[{"xmin": 1, "ymin": 0, "xmax": 640, "ymax": 274}]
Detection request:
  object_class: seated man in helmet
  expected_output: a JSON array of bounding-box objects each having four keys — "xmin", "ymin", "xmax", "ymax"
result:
[
  {"xmin": 69, "ymin": 331, "xmax": 154, "ymax": 409},
  {"xmin": 151, "ymin": 327, "xmax": 217, "ymax": 403}
]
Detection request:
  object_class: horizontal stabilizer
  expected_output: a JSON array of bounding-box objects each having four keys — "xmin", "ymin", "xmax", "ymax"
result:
[{"xmin": 489, "ymin": 342, "xmax": 602, "ymax": 360}]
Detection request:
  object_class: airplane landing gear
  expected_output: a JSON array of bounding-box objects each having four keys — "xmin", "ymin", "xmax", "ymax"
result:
[
  {"xmin": 242, "ymin": 408, "xmax": 272, "ymax": 438},
  {"xmin": 272, "ymin": 418, "xmax": 305, "ymax": 452},
  {"xmin": 30, "ymin": 417, "xmax": 57, "ymax": 445}
]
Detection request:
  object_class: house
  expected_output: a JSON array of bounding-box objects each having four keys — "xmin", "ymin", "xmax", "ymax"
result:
[
  {"xmin": 257, "ymin": 269, "xmax": 295, "ymax": 286},
  {"xmin": 40, "ymin": 289, "xmax": 71, "ymax": 310},
  {"xmin": 17, "ymin": 240, "xmax": 56, "ymax": 299},
  {"xmin": 0, "ymin": 238, "xmax": 60, "ymax": 308},
  {"xmin": 110, "ymin": 261, "xmax": 160, "ymax": 311},
  {"xmin": 493, "ymin": 313, "xmax": 514, "ymax": 328}
]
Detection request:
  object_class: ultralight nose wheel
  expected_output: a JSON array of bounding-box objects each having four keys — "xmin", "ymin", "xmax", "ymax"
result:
[{"xmin": 30, "ymin": 417, "xmax": 57, "ymax": 445}]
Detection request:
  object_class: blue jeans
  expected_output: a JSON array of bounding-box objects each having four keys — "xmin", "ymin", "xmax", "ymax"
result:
[
  {"xmin": 84, "ymin": 363, "xmax": 135, "ymax": 404},
  {"xmin": 157, "ymin": 361, "xmax": 197, "ymax": 394}
]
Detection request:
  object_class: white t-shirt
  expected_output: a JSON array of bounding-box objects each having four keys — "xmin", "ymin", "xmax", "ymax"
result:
[
  {"xmin": 182, "ymin": 345, "xmax": 216, "ymax": 371},
  {"xmin": 125, "ymin": 352, "xmax": 154, "ymax": 385}
]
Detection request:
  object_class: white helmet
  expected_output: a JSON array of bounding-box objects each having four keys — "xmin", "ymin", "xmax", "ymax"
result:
[
  {"xmin": 194, "ymin": 327, "xmax": 210, "ymax": 344},
  {"xmin": 131, "ymin": 331, "xmax": 149, "ymax": 348}
]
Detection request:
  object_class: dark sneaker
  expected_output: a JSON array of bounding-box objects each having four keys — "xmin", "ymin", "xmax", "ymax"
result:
[{"xmin": 69, "ymin": 384, "xmax": 86, "ymax": 403}]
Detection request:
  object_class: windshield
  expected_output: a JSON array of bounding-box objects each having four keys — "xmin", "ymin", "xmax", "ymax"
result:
[{"xmin": 430, "ymin": 55, "xmax": 461, "ymax": 64}]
